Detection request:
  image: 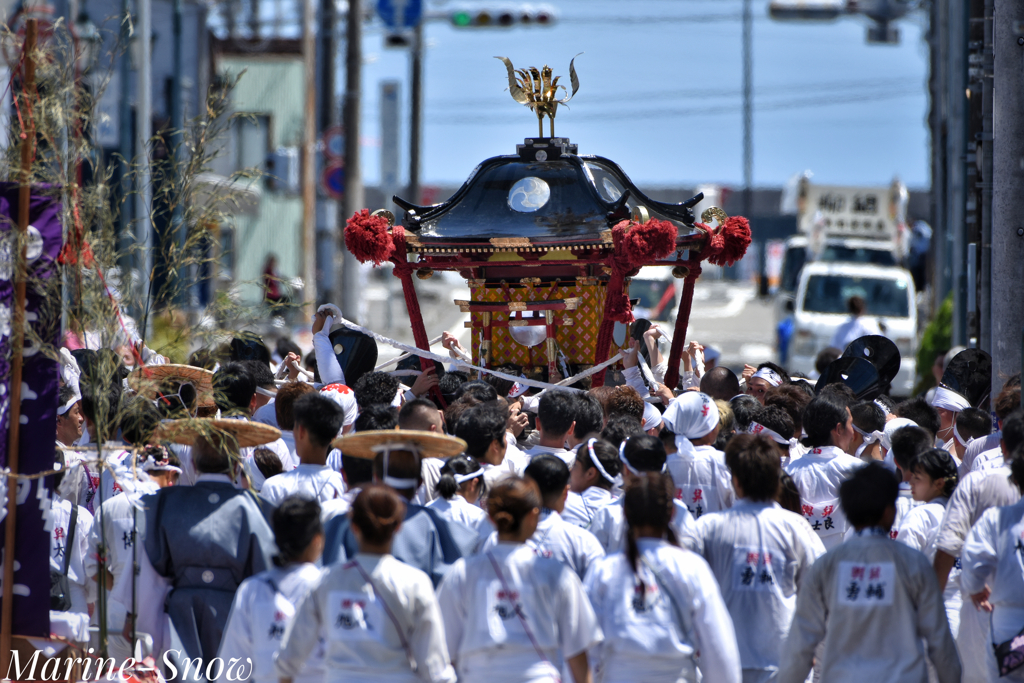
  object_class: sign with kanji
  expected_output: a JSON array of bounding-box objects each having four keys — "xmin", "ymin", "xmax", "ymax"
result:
[{"xmin": 837, "ymin": 561, "xmax": 895, "ymax": 607}]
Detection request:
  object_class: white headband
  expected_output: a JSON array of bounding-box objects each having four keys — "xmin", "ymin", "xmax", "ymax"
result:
[
  {"xmin": 57, "ymin": 392, "xmax": 80, "ymax": 416},
  {"xmin": 953, "ymin": 421, "xmax": 968, "ymax": 447},
  {"xmin": 930, "ymin": 386, "xmax": 971, "ymax": 413},
  {"xmin": 508, "ymin": 374, "xmax": 529, "ymax": 399},
  {"xmin": 618, "ymin": 438, "xmax": 666, "ymax": 475},
  {"xmin": 255, "ymin": 386, "xmax": 277, "ymax": 398},
  {"xmin": 454, "ymin": 470, "xmax": 484, "ymax": 485},
  {"xmin": 642, "ymin": 402, "xmax": 663, "ymax": 432},
  {"xmin": 747, "ymin": 421, "xmax": 790, "ymax": 446},
  {"xmin": 873, "ymin": 398, "xmax": 891, "ymax": 416},
  {"xmin": 586, "ymin": 439, "xmax": 621, "ymax": 486},
  {"xmin": 752, "ymin": 367, "xmax": 782, "ymax": 387},
  {"xmin": 373, "ymin": 443, "xmax": 421, "ymax": 490}
]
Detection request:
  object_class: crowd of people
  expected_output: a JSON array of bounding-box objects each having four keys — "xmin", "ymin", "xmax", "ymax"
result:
[{"xmin": 46, "ymin": 308, "xmax": 1024, "ymax": 683}]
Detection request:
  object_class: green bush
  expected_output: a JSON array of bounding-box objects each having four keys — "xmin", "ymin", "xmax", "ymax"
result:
[{"xmin": 914, "ymin": 293, "xmax": 953, "ymax": 395}]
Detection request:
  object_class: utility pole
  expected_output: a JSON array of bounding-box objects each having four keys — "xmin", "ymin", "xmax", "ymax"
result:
[
  {"xmin": 171, "ymin": 0, "xmax": 185, "ymax": 305},
  {"xmin": 990, "ymin": 0, "xmax": 1024, "ymax": 393},
  {"xmin": 742, "ymin": 0, "xmax": 758, "ymax": 289},
  {"xmin": 408, "ymin": 20, "xmax": 423, "ymax": 205},
  {"xmin": 118, "ymin": 0, "xmax": 132, "ymax": 272},
  {"xmin": 301, "ymin": 0, "xmax": 317, "ymax": 316},
  {"xmin": 341, "ymin": 0, "xmax": 363, "ymax": 320},
  {"xmin": 316, "ymin": 0, "xmax": 337, "ymax": 305},
  {"xmin": 137, "ymin": 0, "xmax": 152, "ymax": 339},
  {"xmin": 978, "ymin": 0, "xmax": 993, "ymax": 354}
]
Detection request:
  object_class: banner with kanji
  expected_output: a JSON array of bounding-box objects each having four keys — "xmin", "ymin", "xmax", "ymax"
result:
[{"xmin": 0, "ymin": 184, "xmax": 63, "ymax": 638}]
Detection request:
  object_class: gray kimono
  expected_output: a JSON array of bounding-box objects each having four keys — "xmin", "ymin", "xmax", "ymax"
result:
[{"xmin": 143, "ymin": 475, "xmax": 275, "ymax": 680}]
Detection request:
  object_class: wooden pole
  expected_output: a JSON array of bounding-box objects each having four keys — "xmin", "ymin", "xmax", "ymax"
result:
[
  {"xmin": 1, "ymin": 18, "xmax": 37, "ymax": 674},
  {"xmin": 301, "ymin": 0, "xmax": 317, "ymax": 316}
]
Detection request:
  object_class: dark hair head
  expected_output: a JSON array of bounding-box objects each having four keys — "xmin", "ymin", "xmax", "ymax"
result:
[
  {"xmin": 230, "ymin": 336, "xmax": 270, "ymax": 364},
  {"xmin": 956, "ymin": 407, "xmax": 992, "ymax": 441},
  {"xmin": 524, "ymin": 454, "xmax": 570, "ymax": 504},
  {"xmin": 778, "ymin": 471, "xmax": 802, "ymax": 514},
  {"xmin": 765, "ymin": 385, "xmax": 812, "ymax": 436},
  {"xmin": 242, "ymin": 360, "xmax": 275, "ymax": 389},
  {"xmin": 487, "ymin": 476, "xmax": 541, "ymax": 534},
  {"xmin": 910, "ymin": 448, "xmax": 959, "ymax": 498},
  {"xmin": 889, "ymin": 425, "xmax": 933, "ymax": 471},
  {"xmin": 121, "ymin": 397, "xmax": 162, "ymax": 446},
  {"xmin": 58, "ymin": 383, "xmax": 77, "ymax": 409},
  {"xmin": 398, "ymin": 398, "xmax": 442, "ymax": 431},
  {"xmin": 840, "ymin": 462, "xmax": 900, "ymax": 528},
  {"xmin": 254, "ymin": 447, "xmax": 284, "ymax": 480},
  {"xmin": 818, "ymin": 382, "xmax": 856, "ymax": 409},
  {"xmin": 851, "ymin": 401, "xmax": 886, "ymax": 435},
  {"xmin": 353, "ymin": 372, "xmax": 401, "ymax": 409},
  {"xmin": 725, "ymin": 434, "xmax": 782, "ymax": 501},
  {"xmin": 276, "ymin": 337, "xmax": 302, "ymax": 361},
  {"xmin": 444, "ymin": 395, "xmax": 480, "ymax": 432},
  {"xmin": 623, "ymin": 472, "xmax": 678, "ymax": 580},
  {"xmin": 79, "ymin": 361, "xmax": 123, "ymax": 442},
  {"xmin": 303, "ymin": 350, "xmax": 320, "ymax": 384},
  {"xmin": 815, "ymin": 347, "xmax": 842, "ymax": 375},
  {"xmin": 995, "ymin": 388, "xmax": 1022, "ymax": 421},
  {"xmin": 1002, "ymin": 409, "xmax": 1024, "ymax": 454},
  {"xmin": 802, "ymin": 394, "xmax": 851, "ymax": 448},
  {"xmin": 341, "ymin": 454, "xmax": 374, "ymax": 487},
  {"xmin": 436, "ymin": 455, "xmax": 484, "ymax": 500},
  {"xmin": 439, "ymin": 371, "xmax": 469, "ymax": 403},
  {"xmin": 193, "ymin": 434, "xmax": 235, "ymax": 473},
  {"xmin": 213, "ymin": 362, "xmax": 256, "ymax": 413},
  {"xmin": 894, "ymin": 397, "xmax": 940, "ymax": 440},
  {"xmin": 607, "ymin": 386, "xmax": 644, "ymax": 421},
  {"xmin": 621, "ymin": 434, "xmax": 667, "ymax": 473},
  {"xmin": 484, "ymin": 364, "xmax": 521, "ymax": 399},
  {"xmin": 354, "ymin": 403, "xmax": 399, "ymax": 432},
  {"xmin": 572, "ymin": 392, "xmax": 605, "ymax": 439},
  {"xmin": 1004, "ymin": 373, "xmax": 1022, "ymax": 390},
  {"xmin": 700, "ymin": 366, "xmax": 741, "ymax": 402},
  {"xmin": 454, "ymin": 404, "xmax": 507, "ymax": 459},
  {"xmin": 751, "ymin": 405, "xmax": 795, "ymax": 442},
  {"xmin": 791, "ymin": 379, "xmax": 817, "ymax": 398},
  {"xmin": 730, "ymin": 394, "xmax": 762, "ymax": 432},
  {"xmin": 537, "ymin": 390, "xmax": 578, "ymax": 436},
  {"xmin": 847, "ymin": 296, "xmax": 866, "ymax": 315},
  {"xmin": 1011, "ymin": 443, "xmax": 1024, "ymax": 491},
  {"xmin": 874, "ymin": 394, "xmax": 897, "ymax": 414},
  {"xmin": 589, "ymin": 386, "xmax": 614, "ymax": 416},
  {"xmin": 373, "ymin": 447, "xmax": 421, "ymax": 493},
  {"xmin": 293, "ymin": 392, "xmax": 346, "ymax": 447},
  {"xmin": 454, "ymin": 380, "xmax": 498, "ymax": 403},
  {"xmin": 575, "ymin": 439, "xmax": 621, "ymax": 489},
  {"xmin": 275, "ymin": 381, "xmax": 317, "ymax": 430},
  {"xmin": 272, "ymin": 496, "xmax": 323, "ymax": 566},
  {"xmin": 188, "ymin": 348, "xmax": 218, "ymax": 371},
  {"xmin": 53, "ymin": 448, "xmax": 66, "ymax": 489},
  {"xmin": 601, "ymin": 413, "xmax": 644, "ymax": 448},
  {"xmin": 350, "ymin": 485, "xmax": 406, "ymax": 545}
]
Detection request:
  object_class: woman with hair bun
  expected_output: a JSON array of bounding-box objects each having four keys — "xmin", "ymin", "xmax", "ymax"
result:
[
  {"xmin": 277, "ymin": 485, "xmax": 456, "ymax": 683},
  {"xmin": 584, "ymin": 473, "xmax": 741, "ymax": 683},
  {"xmin": 427, "ymin": 455, "xmax": 493, "ymax": 540},
  {"xmin": 218, "ymin": 495, "xmax": 326, "ymax": 683},
  {"xmin": 894, "ymin": 447, "xmax": 964, "ymax": 636},
  {"xmin": 437, "ymin": 476, "xmax": 602, "ymax": 683}
]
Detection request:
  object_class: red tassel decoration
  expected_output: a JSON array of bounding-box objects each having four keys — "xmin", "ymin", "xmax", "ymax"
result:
[
  {"xmin": 707, "ymin": 216, "xmax": 751, "ymax": 267},
  {"xmin": 622, "ymin": 217, "xmax": 678, "ymax": 267},
  {"xmin": 344, "ymin": 209, "xmax": 395, "ymax": 265}
]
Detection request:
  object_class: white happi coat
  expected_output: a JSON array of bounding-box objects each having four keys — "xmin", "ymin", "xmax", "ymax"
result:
[
  {"xmin": 583, "ymin": 538, "xmax": 742, "ymax": 683},
  {"xmin": 480, "ymin": 509, "xmax": 605, "ymax": 580},
  {"xmin": 970, "ymin": 446, "xmax": 1005, "ymax": 474},
  {"xmin": 689, "ymin": 499, "xmax": 825, "ymax": 677},
  {"xmin": 778, "ymin": 528, "xmax": 961, "ymax": 683},
  {"xmin": 426, "ymin": 495, "xmax": 493, "ymax": 542},
  {"xmin": 562, "ymin": 487, "xmax": 616, "ymax": 529},
  {"xmin": 218, "ymin": 563, "xmax": 325, "ymax": 683},
  {"xmin": 960, "ymin": 498, "xmax": 1024, "ymax": 682},
  {"xmin": 277, "ymin": 553, "xmax": 455, "ymax": 683},
  {"xmin": 590, "ymin": 498, "xmax": 698, "ymax": 554},
  {"xmin": 784, "ymin": 445, "xmax": 865, "ymax": 549},
  {"xmin": 959, "ymin": 432, "xmax": 1001, "ymax": 476},
  {"xmin": 666, "ymin": 443, "xmax": 734, "ymax": 520},
  {"xmin": 258, "ymin": 464, "xmax": 347, "ymax": 506},
  {"xmin": 49, "ymin": 497, "xmax": 95, "ymax": 615},
  {"xmin": 437, "ymin": 542, "xmax": 602, "ymax": 683},
  {"xmin": 525, "ymin": 444, "xmax": 576, "ymax": 468},
  {"xmin": 894, "ymin": 497, "xmax": 963, "ymax": 637}
]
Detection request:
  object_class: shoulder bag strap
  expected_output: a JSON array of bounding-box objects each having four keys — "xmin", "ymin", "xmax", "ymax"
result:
[
  {"xmin": 486, "ymin": 551, "xmax": 561, "ymax": 683},
  {"xmin": 344, "ymin": 559, "xmax": 417, "ymax": 672},
  {"xmin": 63, "ymin": 505, "xmax": 78, "ymax": 576}
]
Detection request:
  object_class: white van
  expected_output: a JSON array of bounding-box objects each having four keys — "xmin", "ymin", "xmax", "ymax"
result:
[{"xmin": 788, "ymin": 261, "xmax": 917, "ymax": 396}]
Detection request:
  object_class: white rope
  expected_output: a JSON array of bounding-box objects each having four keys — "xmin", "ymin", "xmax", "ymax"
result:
[{"xmin": 335, "ymin": 317, "xmax": 624, "ymax": 394}]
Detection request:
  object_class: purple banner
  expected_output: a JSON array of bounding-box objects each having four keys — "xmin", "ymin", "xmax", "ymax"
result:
[{"xmin": 0, "ymin": 184, "xmax": 63, "ymax": 638}]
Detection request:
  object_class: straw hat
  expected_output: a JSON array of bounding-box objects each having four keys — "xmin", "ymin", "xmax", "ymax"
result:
[
  {"xmin": 129, "ymin": 364, "xmax": 216, "ymax": 407},
  {"xmin": 154, "ymin": 418, "xmax": 282, "ymax": 448},
  {"xmin": 332, "ymin": 430, "xmax": 466, "ymax": 460}
]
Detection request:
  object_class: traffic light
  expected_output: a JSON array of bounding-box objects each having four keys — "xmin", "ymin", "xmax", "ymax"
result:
[{"xmin": 450, "ymin": 4, "xmax": 557, "ymax": 28}]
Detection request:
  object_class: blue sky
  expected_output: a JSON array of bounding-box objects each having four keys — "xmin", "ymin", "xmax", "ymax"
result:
[{"xmin": 356, "ymin": 0, "xmax": 930, "ymax": 191}]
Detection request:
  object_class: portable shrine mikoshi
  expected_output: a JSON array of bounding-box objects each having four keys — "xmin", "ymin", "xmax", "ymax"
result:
[{"xmin": 344, "ymin": 57, "xmax": 753, "ymax": 389}]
